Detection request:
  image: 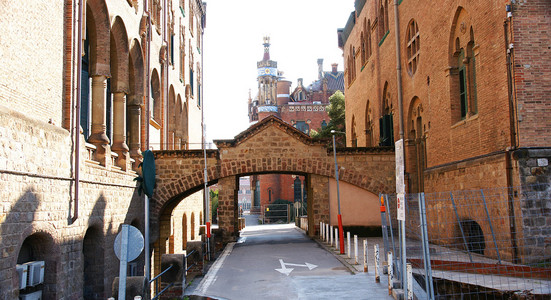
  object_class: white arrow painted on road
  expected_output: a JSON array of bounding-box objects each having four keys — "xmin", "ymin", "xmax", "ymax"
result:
[{"xmin": 275, "ymin": 259, "xmax": 318, "ymax": 276}]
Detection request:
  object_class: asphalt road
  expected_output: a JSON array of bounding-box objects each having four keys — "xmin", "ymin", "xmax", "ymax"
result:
[{"xmin": 187, "ymin": 223, "xmax": 393, "ymax": 300}]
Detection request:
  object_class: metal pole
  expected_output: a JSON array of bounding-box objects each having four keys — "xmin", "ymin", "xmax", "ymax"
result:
[
  {"xmin": 450, "ymin": 192, "xmax": 473, "ymax": 262},
  {"xmin": 301, "ymin": 180, "xmax": 304, "ymax": 217},
  {"xmin": 118, "ymin": 225, "xmax": 129, "ymax": 300},
  {"xmin": 385, "ymin": 194, "xmax": 397, "ymax": 259},
  {"xmin": 203, "ymin": 127, "xmax": 211, "ymax": 261},
  {"xmin": 331, "ymin": 131, "xmax": 345, "ymax": 254},
  {"xmin": 419, "ymin": 193, "xmax": 434, "ymax": 299},
  {"xmin": 481, "ymin": 190, "xmax": 501, "ymax": 264},
  {"xmin": 380, "ymin": 194, "xmax": 389, "ymax": 256},
  {"xmin": 145, "ymin": 194, "xmax": 150, "ymax": 283},
  {"xmin": 401, "ymin": 218, "xmax": 407, "ymax": 294}
]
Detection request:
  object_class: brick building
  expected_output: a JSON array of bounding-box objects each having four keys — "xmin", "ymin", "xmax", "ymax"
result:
[
  {"xmin": 247, "ymin": 37, "xmax": 344, "ymax": 213},
  {"xmin": 339, "ymin": 0, "xmax": 550, "ymax": 263},
  {"xmin": 0, "ymin": 0, "xmax": 206, "ymax": 298}
]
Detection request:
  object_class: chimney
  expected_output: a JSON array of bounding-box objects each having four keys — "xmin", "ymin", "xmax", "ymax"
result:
[
  {"xmin": 317, "ymin": 59, "xmax": 324, "ymax": 80},
  {"xmin": 331, "ymin": 63, "xmax": 338, "ymax": 74},
  {"xmin": 298, "ymin": 78, "xmax": 303, "ymax": 87}
]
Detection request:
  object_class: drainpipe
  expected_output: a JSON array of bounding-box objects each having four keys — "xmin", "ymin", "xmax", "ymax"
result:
[
  {"xmin": 163, "ymin": 0, "xmax": 169, "ymax": 150},
  {"xmin": 144, "ymin": 0, "xmax": 152, "ymax": 285},
  {"xmin": 393, "ymin": 0, "xmax": 405, "ymax": 143},
  {"xmin": 72, "ymin": 0, "xmax": 84, "ymax": 224},
  {"xmin": 393, "ymin": 0, "xmax": 407, "ymax": 292},
  {"xmin": 145, "ymin": 2, "xmax": 151, "ymax": 150},
  {"xmin": 200, "ymin": 2, "xmax": 211, "ymax": 260},
  {"xmin": 504, "ymin": 3, "xmax": 519, "ymax": 264}
]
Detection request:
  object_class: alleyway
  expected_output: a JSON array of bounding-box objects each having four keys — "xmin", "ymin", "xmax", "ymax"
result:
[{"xmin": 186, "ymin": 222, "xmax": 392, "ymax": 300}]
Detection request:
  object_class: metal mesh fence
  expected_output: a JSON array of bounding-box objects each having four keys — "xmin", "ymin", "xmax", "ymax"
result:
[{"xmin": 382, "ymin": 184, "xmax": 551, "ymax": 299}]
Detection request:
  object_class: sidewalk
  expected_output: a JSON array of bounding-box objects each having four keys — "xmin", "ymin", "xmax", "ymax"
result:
[{"xmin": 307, "ymin": 230, "xmax": 396, "ymax": 299}]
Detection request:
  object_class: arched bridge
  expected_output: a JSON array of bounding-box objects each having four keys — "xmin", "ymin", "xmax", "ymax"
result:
[{"xmin": 152, "ymin": 116, "xmax": 395, "ymax": 244}]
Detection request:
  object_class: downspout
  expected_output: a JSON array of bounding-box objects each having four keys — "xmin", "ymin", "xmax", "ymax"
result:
[
  {"xmin": 145, "ymin": 1, "xmax": 151, "ymax": 150},
  {"xmin": 504, "ymin": 4, "xmax": 519, "ymax": 263},
  {"xmin": 163, "ymin": 0, "xmax": 169, "ymax": 150},
  {"xmin": 393, "ymin": 0, "xmax": 405, "ymax": 144},
  {"xmin": 393, "ymin": 0, "xmax": 407, "ymax": 291},
  {"xmin": 200, "ymin": 2, "xmax": 210, "ymax": 259},
  {"xmin": 144, "ymin": 0, "xmax": 152, "ymax": 286},
  {"xmin": 72, "ymin": 0, "xmax": 84, "ymax": 224}
]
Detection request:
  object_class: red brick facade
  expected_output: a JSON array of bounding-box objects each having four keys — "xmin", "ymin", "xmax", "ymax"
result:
[{"xmin": 339, "ymin": 0, "xmax": 551, "ymax": 264}]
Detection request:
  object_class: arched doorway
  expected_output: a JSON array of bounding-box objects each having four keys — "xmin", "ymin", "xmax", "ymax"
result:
[
  {"xmin": 82, "ymin": 226, "xmax": 105, "ymax": 299},
  {"xmin": 17, "ymin": 232, "xmax": 58, "ymax": 299}
]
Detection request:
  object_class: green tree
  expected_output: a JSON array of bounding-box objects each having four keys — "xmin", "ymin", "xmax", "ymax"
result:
[{"xmin": 310, "ymin": 90, "xmax": 346, "ymax": 146}]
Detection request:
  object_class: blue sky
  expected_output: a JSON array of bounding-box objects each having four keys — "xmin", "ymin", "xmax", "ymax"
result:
[{"xmin": 203, "ymin": 0, "xmax": 355, "ymax": 143}]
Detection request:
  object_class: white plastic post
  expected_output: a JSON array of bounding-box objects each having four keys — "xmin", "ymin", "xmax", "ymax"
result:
[
  {"xmin": 388, "ymin": 251, "xmax": 393, "ymax": 295},
  {"xmin": 347, "ymin": 232, "xmax": 351, "ymax": 258},
  {"xmin": 407, "ymin": 263, "xmax": 413, "ymax": 300},
  {"xmin": 335, "ymin": 228, "xmax": 339, "ymax": 250},
  {"xmin": 374, "ymin": 244, "xmax": 380, "ymax": 282},
  {"xmin": 326, "ymin": 224, "xmax": 329, "ymax": 242},
  {"xmin": 320, "ymin": 222, "xmax": 323, "ymax": 239},
  {"xmin": 354, "ymin": 235, "xmax": 358, "ymax": 265},
  {"xmin": 330, "ymin": 226, "xmax": 333, "ymax": 246},
  {"xmin": 363, "ymin": 240, "xmax": 368, "ymax": 272}
]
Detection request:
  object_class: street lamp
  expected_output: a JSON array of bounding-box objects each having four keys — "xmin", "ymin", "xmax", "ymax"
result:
[{"xmin": 331, "ymin": 130, "xmax": 345, "ymax": 254}]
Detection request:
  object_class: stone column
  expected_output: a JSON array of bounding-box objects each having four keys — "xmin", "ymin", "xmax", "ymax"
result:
[
  {"xmin": 112, "ymin": 92, "xmax": 130, "ymax": 170},
  {"xmin": 127, "ymin": 104, "xmax": 142, "ymax": 170},
  {"xmin": 88, "ymin": 75, "xmax": 111, "ymax": 165},
  {"xmin": 307, "ymin": 174, "xmax": 329, "ymax": 237},
  {"xmin": 218, "ymin": 176, "xmax": 239, "ymax": 242}
]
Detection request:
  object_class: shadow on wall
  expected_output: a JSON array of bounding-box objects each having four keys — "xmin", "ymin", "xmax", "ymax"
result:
[{"xmin": 2, "ymin": 189, "xmax": 61, "ymax": 299}]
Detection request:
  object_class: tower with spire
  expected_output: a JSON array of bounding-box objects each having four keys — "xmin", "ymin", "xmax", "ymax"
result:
[{"xmin": 256, "ymin": 36, "xmax": 279, "ymax": 113}]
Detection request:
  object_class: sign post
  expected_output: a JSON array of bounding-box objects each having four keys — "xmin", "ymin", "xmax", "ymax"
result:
[
  {"xmin": 395, "ymin": 139, "xmax": 407, "ymax": 296},
  {"xmin": 114, "ymin": 225, "xmax": 144, "ymax": 300}
]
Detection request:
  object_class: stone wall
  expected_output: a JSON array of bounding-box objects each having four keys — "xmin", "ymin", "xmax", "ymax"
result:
[
  {"xmin": 514, "ymin": 148, "xmax": 551, "ymax": 264},
  {"xmin": 0, "ymin": 105, "xmax": 143, "ymax": 299}
]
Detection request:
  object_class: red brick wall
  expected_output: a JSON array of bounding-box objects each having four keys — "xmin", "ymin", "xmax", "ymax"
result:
[
  {"xmin": 344, "ymin": 1, "xmax": 513, "ymax": 169},
  {"xmin": 512, "ymin": 0, "xmax": 551, "ymax": 147}
]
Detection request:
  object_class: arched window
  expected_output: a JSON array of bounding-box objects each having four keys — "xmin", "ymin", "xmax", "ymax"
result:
[
  {"xmin": 351, "ymin": 115, "xmax": 358, "ymax": 147},
  {"xmin": 360, "ymin": 24, "xmax": 366, "ymax": 65},
  {"xmin": 379, "ymin": 83, "xmax": 394, "ymax": 146},
  {"xmin": 80, "ymin": 37, "xmax": 91, "ymax": 140},
  {"xmin": 191, "ymin": 213, "xmax": 196, "ymax": 240},
  {"xmin": 150, "ymin": 69, "xmax": 161, "ymax": 121},
  {"xmin": 367, "ymin": 19, "xmax": 372, "ymax": 59},
  {"xmin": 449, "ymin": 8, "xmax": 478, "ymax": 123},
  {"xmin": 365, "ymin": 100, "xmax": 373, "ymax": 147},
  {"xmin": 406, "ymin": 19, "xmax": 420, "ymax": 76},
  {"xmin": 407, "ymin": 97, "xmax": 426, "ymax": 193},
  {"xmin": 180, "ymin": 28, "xmax": 186, "ymax": 82},
  {"xmin": 182, "ymin": 213, "xmax": 187, "ymax": 250},
  {"xmin": 378, "ymin": 0, "xmax": 389, "ymax": 41}
]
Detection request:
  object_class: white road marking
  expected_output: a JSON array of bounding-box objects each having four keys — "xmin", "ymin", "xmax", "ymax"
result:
[
  {"xmin": 237, "ymin": 237, "xmax": 247, "ymax": 243},
  {"xmin": 275, "ymin": 259, "xmax": 318, "ymax": 276},
  {"xmin": 195, "ymin": 242, "xmax": 235, "ymax": 295}
]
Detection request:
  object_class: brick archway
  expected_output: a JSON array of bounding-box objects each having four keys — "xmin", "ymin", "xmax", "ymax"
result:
[{"xmin": 153, "ymin": 116, "xmax": 395, "ymax": 242}]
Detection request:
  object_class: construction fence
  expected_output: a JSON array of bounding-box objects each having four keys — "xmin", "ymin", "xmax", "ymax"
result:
[{"xmin": 381, "ymin": 184, "xmax": 551, "ymax": 299}]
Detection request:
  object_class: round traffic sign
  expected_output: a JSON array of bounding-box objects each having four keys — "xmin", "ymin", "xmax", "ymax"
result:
[{"xmin": 114, "ymin": 225, "xmax": 144, "ymax": 262}]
